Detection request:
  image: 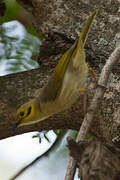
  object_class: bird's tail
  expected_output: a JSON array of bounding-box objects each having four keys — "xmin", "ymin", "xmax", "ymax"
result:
[
  {"xmin": 54, "ymin": 11, "xmax": 98, "ymax": 82},
  {"xmin": 70, "ymin": 10, "xmax": 98, "ymax": 62},
  {"xmin": 78, "ymin": 10, "xmax": 98, "ymax": 47}
]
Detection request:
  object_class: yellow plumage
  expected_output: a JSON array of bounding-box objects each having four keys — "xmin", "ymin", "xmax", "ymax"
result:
[{"xmin": 15, "ymin": 11, "xmax": 97, "ymax": 127}]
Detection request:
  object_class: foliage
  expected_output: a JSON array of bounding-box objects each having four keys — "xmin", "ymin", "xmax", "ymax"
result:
[
  {"xmin": 1, "ymin": 0, "xmax": 42, "ymax": 39},
  {"xmin": 33, "ymin": 130, "xmax": 60, "ymax": 143},
  {"xmin": 0, "ymin": 21, "xmax": 40, "ymax": 75}
]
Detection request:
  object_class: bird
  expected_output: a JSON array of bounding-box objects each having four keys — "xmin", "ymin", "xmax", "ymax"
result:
[{"xmin": 15, "ymin": 11, "xmax": 97, "ymax": 128}]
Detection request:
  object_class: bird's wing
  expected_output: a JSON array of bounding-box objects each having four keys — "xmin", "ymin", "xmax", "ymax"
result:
[{"xmin": 40, "ymin": 44, "xmax": 76, "ymax": 102}]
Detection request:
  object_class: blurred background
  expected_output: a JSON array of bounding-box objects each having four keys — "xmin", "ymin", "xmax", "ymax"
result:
[{"xmin": 0, "ymin": 0, "xmax": 79, "ymax": 179}]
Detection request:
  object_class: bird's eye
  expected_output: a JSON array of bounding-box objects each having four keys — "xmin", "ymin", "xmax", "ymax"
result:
[
  {"xmin": 20, "ymin": 111, "xmax": 24, "ymax": 117},
  {"xmin": 27, "ymin": 106, "xmax": 32, "ymax": 116}
]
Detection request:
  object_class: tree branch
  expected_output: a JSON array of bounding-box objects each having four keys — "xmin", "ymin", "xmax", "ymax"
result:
[
  {"xmin": 67, "ymin": 138, "xmax": 120, "ymax": 180},
  {"xmin": 65, "ymin": 43, "xmax": 120, "ymax": 180}
]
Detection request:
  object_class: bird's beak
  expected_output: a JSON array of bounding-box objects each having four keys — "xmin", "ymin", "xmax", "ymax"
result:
[{"xmin": 12, "ymin": 119, "xmax": 23, "ymax": 134}]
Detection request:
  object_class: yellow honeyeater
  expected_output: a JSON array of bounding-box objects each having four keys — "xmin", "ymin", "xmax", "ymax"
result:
[{"xmin": 15, "ymin": 11, "xmax": 97, "ymax": 127}]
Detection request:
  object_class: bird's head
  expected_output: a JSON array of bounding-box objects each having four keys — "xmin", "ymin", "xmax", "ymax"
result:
[{"xmin": 15, "ymin": 100, "xmax": 42, "ymax": 128}]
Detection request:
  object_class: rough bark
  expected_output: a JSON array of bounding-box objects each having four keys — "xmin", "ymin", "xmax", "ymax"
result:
[
  {"xmin": 67, "ymin": 138, "xmax": 120, "ymax": 180},
  {"xmin": 0, "ymin": 0, "xmax": 119, "ymax": 151}
]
